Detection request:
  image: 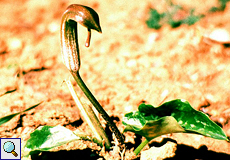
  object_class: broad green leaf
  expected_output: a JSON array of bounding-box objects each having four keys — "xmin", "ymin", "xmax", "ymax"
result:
[
  {"xmin": 123, "ymin": 99, "xmax": 228, "ymax": 141},
  {"xmin": 124, "ymin": 116, "xmax": 185, "ymax": 141},
  {"xmin": 0, "ymin": 102, "xmax": 42, "ymax": 126},
  {"xmin": 23, "ymin": 125, "xmax": 80, "ymax": 157}
]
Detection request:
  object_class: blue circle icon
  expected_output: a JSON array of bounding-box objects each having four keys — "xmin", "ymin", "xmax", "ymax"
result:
[{"xmin": 3, "ymin": 141, "xmax": 18, "ymax": 157}]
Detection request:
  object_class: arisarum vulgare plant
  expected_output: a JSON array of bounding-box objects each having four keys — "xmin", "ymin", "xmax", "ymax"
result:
[
  {"xmin": 60, "ymin": 4, "xmax": 124, "ymax": 147},
  {"xmin": 122, "ymin": 99, "xmax": 228, "ymax": 155},
  {"xmin": 21, "ymin": 4, "xmax": 228, "ymax": 158}
]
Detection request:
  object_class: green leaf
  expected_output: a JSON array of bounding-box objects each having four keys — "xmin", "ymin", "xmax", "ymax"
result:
[
  {"xmin": 181, "ymin": 10, "xmax": 204, "ymax": 26},
  {"xmin": 146, "ymin": 3, "xmax": 204, "ymax": 29},
  {"xmin": 146, "ymin": 9, "xmax": 163, "ymax": 29},
  {"xmin": 0, "ymin": 113, "xmax": 20, "ymax": 126},
  {"xmin": 23, "ymin": 125, "xmax": 80, "ymax": 157},
  {"xmin": 209, "ymin": 0, "xmax": 230, "ymax": 12},
  {"xmin": 124, "ymin": 116, "xmax": 185, "ymax": 141},
  {"xmin": 123, "ymin": 99, "xmax": 228, "ymax": 141},
  {"xmin": 0, "ymin": 88, "xmax": 17, "ymax": 97},
  {"xmin": 168, "ymin": 19, "xmax": 182, "ymax": 28},
  {"xmin": 0, "ymin": 102, "xmax": 42, "ymax": 126}
]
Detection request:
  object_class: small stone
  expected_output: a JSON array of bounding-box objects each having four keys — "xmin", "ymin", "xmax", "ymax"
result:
[
  {"xmin": 7, "ymin": 38, "xmax": 22, "ymax": 50},
  {"xmin": 210, "ymin": 109, "xmax": 219, "ymax": 116},
  {"xmin": 141, "ymin": 141, "xmax": 177, "ymax": 160},
  {"xmin": 48, "ymin": 22, "xmax": 59, "ymax": 33},
  {"xmin": 145, "ymin": 32, "xmax": 159, "ymax": 52},
  {"xmin": 161, "ymin": 89, "xmax": 169, "ymax": 98},
  {"xmin": 204, "ymin": 28, "xmax": 230, "ymax": 44},
  {"xmin": 126, "ymin": 59, "xmax": 137, "ymax": 67}
]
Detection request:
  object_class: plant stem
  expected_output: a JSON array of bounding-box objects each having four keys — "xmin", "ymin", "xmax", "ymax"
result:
[
  {"xmin": 71, "ymin": 71, "xmax": 124, "ymax": 146},
  {"xmin": 65, "ymin": 79, "xmax": 111, "ymax": 149},
  {"xmin": 134, "ymin": 139, "xmax": 149, "ymax": 155},
  {"xmin": 73, "ymin": 133, "xmax": 104, "ymax": 147}
]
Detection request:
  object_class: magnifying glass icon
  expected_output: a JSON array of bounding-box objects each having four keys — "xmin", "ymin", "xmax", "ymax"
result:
[{"xmin": 3, "ymin": 141, "xmax": 18, "ymax": 157}]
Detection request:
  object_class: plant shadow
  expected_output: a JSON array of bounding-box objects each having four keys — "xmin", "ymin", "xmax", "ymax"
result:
[
  {"xmin": 30, "ymin": 138, "xmax": 230, "ymax": 160},
  {"xmin": 31, "ymin": 148, "xmax": 103, "ymax": 160},
  {"xmin": 149, "ymin": 138, "xmax": 230, "ymax": 160}
]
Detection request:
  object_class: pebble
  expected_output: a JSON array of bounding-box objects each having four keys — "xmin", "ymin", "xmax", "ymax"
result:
[
  {"xmin": 145, "ymin": 32, "xmax": 159, "ymax": 52},
  {"xmin": 190, "ymin": 73, "xmax": 199, "ymax": 81},
  {"xmin": 161, "ymin": 89, "xmax": 169, "ymax": 98},
  {"xmin": 210, "ymin": 109, "xmax": 218, "ymax": 117},
  {"xmin": 7, "ymin": 38, "xmax": 22, "ymax": 50},
  {"xmin": 204, "ymin": 28, "xmax": 230, "ymax": 44},
  {"xmin": 141, "ymin": 141, "xmax": 177, "ymax": 160},
  {"xmin": 205, "ymin": 94, "xmax": 216, "ymax": 103},
  {"xmin": 48, "ymin": 22, "xmax": 59, "ymax": 33},
  {"xmin": 126, "ymin": 59, "xmax": 137, "ymax": 67}
]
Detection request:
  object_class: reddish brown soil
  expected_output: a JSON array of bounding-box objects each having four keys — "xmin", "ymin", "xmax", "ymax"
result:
[{"xmin": 1, "ymin": 0, "xmax": 230, "ymax": 159}]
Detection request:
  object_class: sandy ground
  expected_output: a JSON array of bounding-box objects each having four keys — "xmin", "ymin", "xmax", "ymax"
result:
[{"xmin": 1, "ymin": 0, "xmax": 230, "ymax": 159}]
